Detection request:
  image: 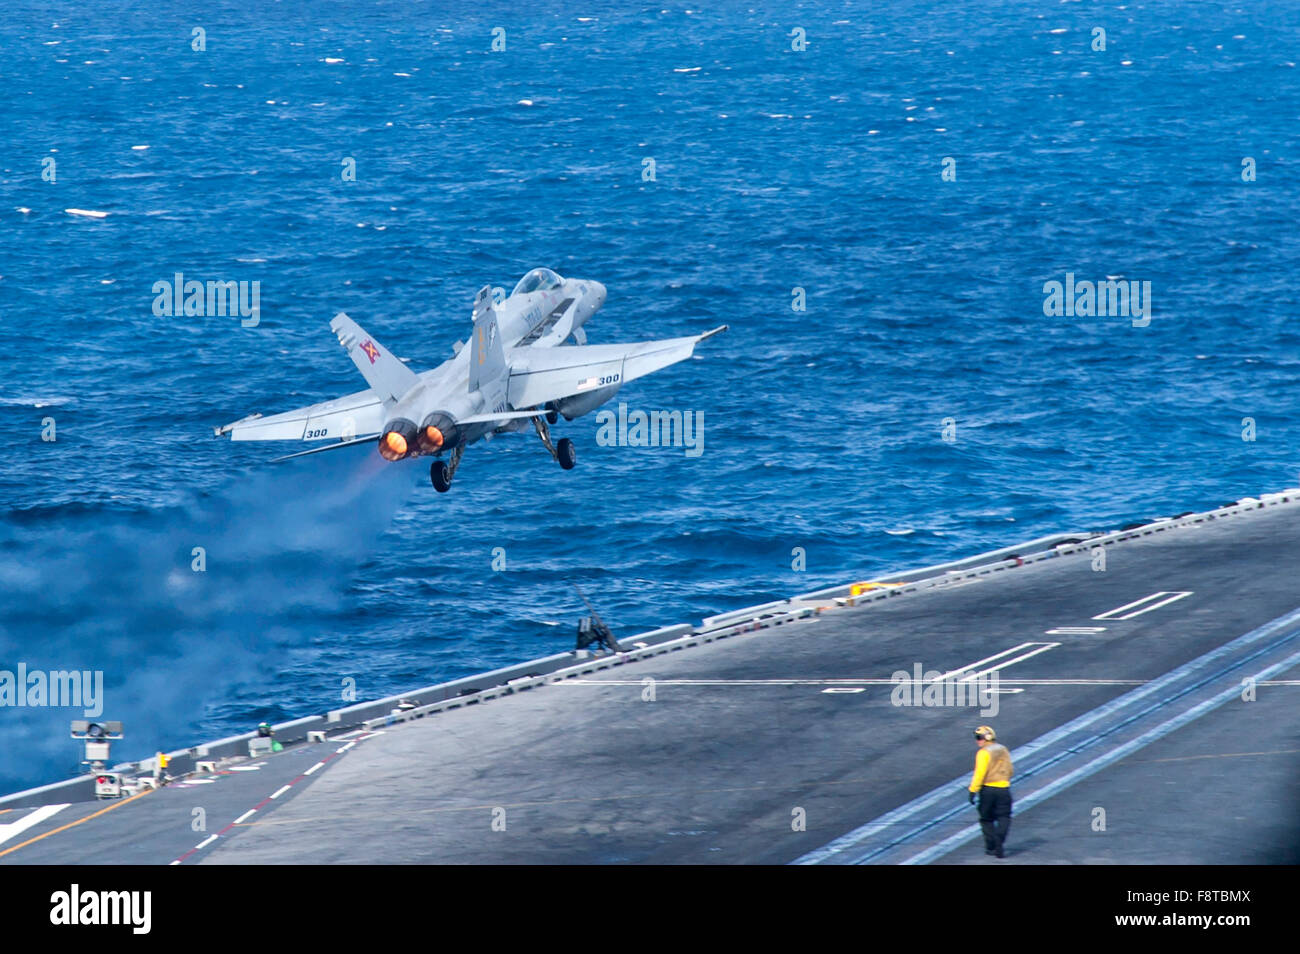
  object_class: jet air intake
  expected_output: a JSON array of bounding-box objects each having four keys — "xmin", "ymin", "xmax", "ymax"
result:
[
  {"xmin": 418, "ymin": 412, "xmax": 462, "ymax": 454},
  {"xmin": 378, "ymin": 419, "xmax": 419, "ymax": 461}
]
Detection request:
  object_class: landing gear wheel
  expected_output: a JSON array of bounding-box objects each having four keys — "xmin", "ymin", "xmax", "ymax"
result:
[
  {"xmin": 546, "ymin": 405, "xmax": 558, "ymax": 425},
  {"xmin": 430, "ymin": 460, "xmax": 452, "ymax": 492},
  {"xmin": 556, "ymin": 438, "xmax": 577, "ymax": 470}
]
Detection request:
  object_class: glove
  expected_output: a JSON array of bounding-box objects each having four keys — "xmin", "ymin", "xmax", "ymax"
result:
[{"xmin": 968, "ymin": 791, "xmax": 977, "ymax": 805}]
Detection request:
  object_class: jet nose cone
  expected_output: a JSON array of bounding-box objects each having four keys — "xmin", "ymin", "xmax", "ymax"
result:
[{"xmin": 591, "ymin": 281, "xmax": 606, "ymax": 308}]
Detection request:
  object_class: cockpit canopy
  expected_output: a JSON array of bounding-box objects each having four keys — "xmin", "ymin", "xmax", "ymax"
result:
[{"xmin": 511, "ymin": 267, "xmax": 564, "ymax": 297}]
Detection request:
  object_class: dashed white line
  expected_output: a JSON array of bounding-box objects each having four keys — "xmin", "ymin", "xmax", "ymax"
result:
[
  {"xmin": 172, "ymin": 734, "xmax": 374, "ymax": 865},
  {"xmin": 932, "ymin": 643, "xmax": 1053, "ymax": 682},
  {"xmin": 1093, "ymin": 591, "xmax": 1192, "ymax": 620},
  {"xmin": 958, "ymin": 642, "xmax": 1060, "ymax": 682}
]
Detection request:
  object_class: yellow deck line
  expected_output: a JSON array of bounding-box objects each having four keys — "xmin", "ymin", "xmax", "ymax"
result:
[{"xmin": 0, "ymin": 788, "xmax": 153, "ymax": 860}]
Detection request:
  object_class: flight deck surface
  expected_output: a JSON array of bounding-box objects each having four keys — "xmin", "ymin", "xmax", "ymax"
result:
[{"xmin": 3, "ymin": 498, "xmax": 1297, "ymax": 865}]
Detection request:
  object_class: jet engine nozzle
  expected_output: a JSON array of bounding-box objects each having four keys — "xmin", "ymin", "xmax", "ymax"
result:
[
  {"xmin": 378, "ymin": 419, "xmax": 419, "ymax": 461},
  {"xmin": 418, "ymin": 412, "xmax": 461, "ymax": 454}
]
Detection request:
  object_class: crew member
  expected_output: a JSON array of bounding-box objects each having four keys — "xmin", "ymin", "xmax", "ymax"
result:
[
  {"xmin": 967, "ymin": 724, "xmax": 1013, "ymax": 858},
  {"xmin": 576, "ymin": 616, "xmax": 620, "ymax": 654}
]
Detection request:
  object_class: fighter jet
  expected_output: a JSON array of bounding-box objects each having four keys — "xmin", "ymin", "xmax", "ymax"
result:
[{"xmin": 214, "ymin": 268, "xmax": 726, "ymax": 491}]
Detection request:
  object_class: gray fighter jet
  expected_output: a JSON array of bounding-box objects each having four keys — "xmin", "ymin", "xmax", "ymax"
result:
[{"xmin": 214, "ymin": 268, "xmax": 726, "ymax": 491}]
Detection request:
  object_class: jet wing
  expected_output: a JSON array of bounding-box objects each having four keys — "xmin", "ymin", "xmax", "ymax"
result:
[
  {"xmin": 505, "ymin": 326, "xmax": 726, "ymax": 410},
  {"xmin": 214, "ymin": 387, "xmax": 386, "ymax": 442}
]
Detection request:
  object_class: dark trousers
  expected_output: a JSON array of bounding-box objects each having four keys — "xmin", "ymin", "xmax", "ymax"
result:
[{"xmin": 977, "ymin": 787, "xmax": 1012, "ymax": 852}]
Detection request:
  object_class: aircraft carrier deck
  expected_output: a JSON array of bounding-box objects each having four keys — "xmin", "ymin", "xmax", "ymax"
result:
[{"xmin": 3, "ymin": 492, "xmax": 1299, "ymax": 866}]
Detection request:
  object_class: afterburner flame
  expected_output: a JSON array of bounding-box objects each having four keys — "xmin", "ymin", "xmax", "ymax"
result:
[
  {"xmin": 384, "ymin": 431, "xmax": 407, "ymax": 456},
  {"xmin": 424, "ymin": 425, "xmax": 444, "ymax": 450}
]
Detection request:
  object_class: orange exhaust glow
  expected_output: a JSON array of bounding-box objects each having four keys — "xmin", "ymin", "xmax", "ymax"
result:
[
  {"xmin": 424, "ymin": 425, "xmax": 444, "ymax": 450},
  {"xmin": 384, "ymin": 431, "xmax": 408, "ymax": 456}
]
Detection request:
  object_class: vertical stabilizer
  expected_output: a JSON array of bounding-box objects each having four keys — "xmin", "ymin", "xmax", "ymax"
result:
[
  {"xmin": 469, "ymin": 285, "xmax": 507, "ymax": 395},
  {"xmin": 329, "ymin": 312, "xmax": 419, "ymax": 403}
]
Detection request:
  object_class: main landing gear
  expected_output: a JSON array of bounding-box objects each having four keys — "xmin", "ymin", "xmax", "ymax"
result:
[
  {"xmin": 430, "ymin": 444, "xmax": 464, "ymax": 492},
  {"xmin": 533, "ymin": 414, "xmax": 576, "ymax": 470},
  {"xmin": 428, "ymin": 415, "xmax": 575, "ymax": 492}
]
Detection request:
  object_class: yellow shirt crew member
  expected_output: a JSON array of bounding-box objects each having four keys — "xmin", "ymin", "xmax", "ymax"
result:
[
  {"xmin": 969, "ymin": 742, "xmax": 1012, "ymax": 791},
  {"xmin": 968, "ymin": 725, "xmax": 1014, "ymax": 858}
]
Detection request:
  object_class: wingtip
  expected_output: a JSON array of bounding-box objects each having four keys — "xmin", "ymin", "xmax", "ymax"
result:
[
  {"xmin": 213, "ymin": 412, "xmax": 263, "ymax": 438},
  {"xmin": 699, "ymin": 324, "xmax": 728, "ymax": 341}
]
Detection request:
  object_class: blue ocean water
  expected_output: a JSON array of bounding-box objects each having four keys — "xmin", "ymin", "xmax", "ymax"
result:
[{"xmin": 2, "ymin": 2, "xmax": 1298, "ymax": 792}]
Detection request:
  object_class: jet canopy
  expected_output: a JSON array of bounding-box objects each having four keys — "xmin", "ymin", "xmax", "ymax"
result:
[{"xmin": 512, "ymin": 267, "xmax": 564, "ymax": 297}]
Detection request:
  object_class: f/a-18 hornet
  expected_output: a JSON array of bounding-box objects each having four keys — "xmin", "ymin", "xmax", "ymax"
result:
[{"xmin": 215, "ymin": 268, "xmax": 727, "ymax": 491}]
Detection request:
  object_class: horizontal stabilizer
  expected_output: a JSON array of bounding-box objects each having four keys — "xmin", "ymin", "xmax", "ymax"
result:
[
  {"xmin": 216, "ymin": 387, "xmax": 386, "ymax": 442},
  {"xmin": 270, "ymin": 433, "xmax": 380, "ymax": 462}
]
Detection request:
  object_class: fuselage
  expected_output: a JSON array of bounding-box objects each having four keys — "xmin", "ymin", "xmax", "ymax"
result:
[{"xmin": 377, "ymin": 269, "xmax": 606, "ymax": 460}]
